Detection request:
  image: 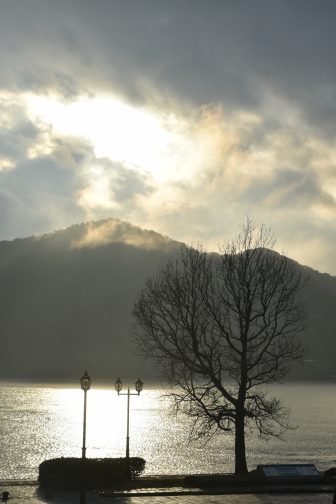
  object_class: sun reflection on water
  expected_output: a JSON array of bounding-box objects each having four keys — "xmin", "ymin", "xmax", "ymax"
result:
[
  {"xmin": 1, "ymin": 383, "xmax": 336, "ymax": 480},
  {"xmin": 0, "ymin": 385, "xmax": 190, "ymax": 479}
]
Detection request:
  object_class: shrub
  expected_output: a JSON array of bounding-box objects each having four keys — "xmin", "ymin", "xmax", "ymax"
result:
[{"xmin": 38, "ymin": 457, "xmax": 146, "ymax": 489}]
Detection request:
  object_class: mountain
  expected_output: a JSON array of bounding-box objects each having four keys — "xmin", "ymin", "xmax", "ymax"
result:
[
  {"xmin": 0, "ymin": 219, "xmax": 181, "ymax": 382},
  {"xmin": 0, "ymin": 218, "xmax": 335, "ymax": 382}
]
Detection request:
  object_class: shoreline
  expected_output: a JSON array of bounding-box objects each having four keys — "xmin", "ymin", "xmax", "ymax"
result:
[{"xmin": 1, "ymin": 474, "xmax": 335, "ymax": 497}]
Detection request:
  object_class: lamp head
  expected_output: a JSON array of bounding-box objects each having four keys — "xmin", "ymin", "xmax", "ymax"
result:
[
  {"xmin": 115, "ymin": 377, "xmax": 122, "ymax": 394},
  {"xmin": 135, "ymin": 378, "xmax": 143, "ymax": 395},
  {"xmin": 80, "ymin": 370, "xmax": 91, "ymax": 391}
]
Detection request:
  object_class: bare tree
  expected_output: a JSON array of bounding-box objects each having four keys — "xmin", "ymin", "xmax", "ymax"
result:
[{"xmin": 132, "ymin": 219, "xmax": 307, "ymax": 474}]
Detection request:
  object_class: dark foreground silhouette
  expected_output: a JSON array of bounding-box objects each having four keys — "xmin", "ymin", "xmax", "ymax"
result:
[{"xmin": 38, "ymin": 457, "xmax": 145, "ymax": 489}]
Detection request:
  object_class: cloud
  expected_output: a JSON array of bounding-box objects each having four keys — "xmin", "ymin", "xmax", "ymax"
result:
[
  {"xmin": 1, "ymin": 1, "xmax": 336, "ymax": 134},
  {"xmin": 71, "ymin": 218, "xmax": 178, "ymax": 251},
  {"xmin": 0, "ymin": 1, "xmax": 336, "ymax": 273},
  {"xmin": 77, "ymin": 158, "xmax": 152, "ymax": 214},
  {"xmin": 0, "ymin": 95, "xmax": 40, "ymax": 166},
  {"xmin": 1, "ymin": 90, "xmax": 335, "ymax": 272},
  {"xmin": 0, "ymin": 103, "xmax": 90, "ymax": 238},
  {"xmin": 122, "ymin": 105, "xmax": 336, "ymax": 270}
]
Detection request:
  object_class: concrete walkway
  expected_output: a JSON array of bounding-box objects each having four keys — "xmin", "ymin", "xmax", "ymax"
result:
[{"xmin": 0, "ymin": 483, "xmax": 334, "ymax": 504}]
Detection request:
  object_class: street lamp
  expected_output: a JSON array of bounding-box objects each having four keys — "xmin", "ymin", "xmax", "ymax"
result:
[
  {"xmin": 80, "ymin": 370, "xmax": 91, "ymax": 504},
  {"xmin": 115, "ymin": 378, "xmax": 143, "ymax": 476},
  {"xmin": 80, "ymin": 370, "xmax": 91, "ymax": 458}
]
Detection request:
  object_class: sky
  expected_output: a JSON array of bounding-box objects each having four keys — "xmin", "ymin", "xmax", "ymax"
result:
[{"xmin": 0, "ymin": 0, "xmax": 335, "ymax": 274}]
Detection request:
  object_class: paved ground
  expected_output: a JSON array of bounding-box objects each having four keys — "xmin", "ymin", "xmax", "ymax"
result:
[{"xmin": 0, "ymin": 485, "xmax": 334, "ymax": 504}]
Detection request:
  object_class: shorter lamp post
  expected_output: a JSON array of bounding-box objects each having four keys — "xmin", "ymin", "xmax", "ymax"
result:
[
  {"xmin": 80, "ymin": 370, "xmax": 91, "ymax": 504},
  {"xmin": 115, "ymin": 377, "xmax": 143, "ymax": 477},
  {"xmin": 80, "ymin": 370, "xmax": 91, "ymax": 458}
]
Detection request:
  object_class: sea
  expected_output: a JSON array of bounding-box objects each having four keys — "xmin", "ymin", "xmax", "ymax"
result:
[{"xmin": 0, "ymin": 382, "xmax": 335, "ymax": 481}]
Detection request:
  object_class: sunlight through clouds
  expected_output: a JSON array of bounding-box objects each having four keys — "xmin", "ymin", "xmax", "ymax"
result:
[
  {"xmin": 1, "ymin": 88, "xmax": 335, "ymax": 273},
  {"xmin": 0, "ymin": 157, "xmax": 15, "ymax": 170},
  {"xmin": 24, "ymin": 93, "xmax": 190, "ymax": 183},
  {"xmin": 78, "ymin": 164, "xmax": 121, "ymax": 210},
  {"xmin": 0, "ymin": 1, "xmax": 336, "ymax": 274}
]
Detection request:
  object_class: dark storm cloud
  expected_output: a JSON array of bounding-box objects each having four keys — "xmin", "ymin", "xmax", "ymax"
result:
[{"xmin": 1, "ymin": 0, "xmax": 336, "ymax": 134}]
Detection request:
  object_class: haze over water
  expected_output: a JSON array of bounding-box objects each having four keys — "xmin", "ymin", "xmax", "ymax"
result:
[{"xmin": 0, "ymin": 382, "xmax": 335, "ymax": 481}]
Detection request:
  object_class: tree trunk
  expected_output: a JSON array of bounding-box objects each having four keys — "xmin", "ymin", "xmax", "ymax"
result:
[{"xmin": 234, "ymin": 406, "xmax": 248, "ymax": 474}]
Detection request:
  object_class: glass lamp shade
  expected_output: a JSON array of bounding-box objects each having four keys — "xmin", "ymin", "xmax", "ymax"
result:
[
  {"xmin": 135, "ymin": 378, "xmax": 143, "ymax": 395},
  {"xmin": 115, "ymin": 377, "xmax": 122, "ymax": 394},
  {"xmin": 80, "ymin": 370, "xmax": 91, "ymax": 391}
]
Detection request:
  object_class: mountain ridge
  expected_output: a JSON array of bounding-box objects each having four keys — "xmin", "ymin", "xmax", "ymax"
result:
[{"xmin": 0, "ymin": 218, "xmax": 335, "ymax": 382}]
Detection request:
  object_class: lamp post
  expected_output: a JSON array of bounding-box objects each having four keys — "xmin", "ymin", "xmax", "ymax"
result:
[
  {"xmin": 80, "ymin": 370, "xmax": 91, "ymax": 504},
  {"xmin": 115, "ymin": 377, "xmax": 143, "ymax": 477}
]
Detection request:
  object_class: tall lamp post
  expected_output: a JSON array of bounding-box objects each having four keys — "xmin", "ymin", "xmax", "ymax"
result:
[
  {"xmin": 80, "ymin": 370, "xmax": 91, "ymax": 504},
  {"xmin": 115, "ymin": 377, "xmax": 143, "ymax": 477}
]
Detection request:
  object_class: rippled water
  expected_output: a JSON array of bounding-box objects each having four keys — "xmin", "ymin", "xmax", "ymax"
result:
[{"xmin": 0, "ymin": 382, "xmax": 335, "ymax": 480}]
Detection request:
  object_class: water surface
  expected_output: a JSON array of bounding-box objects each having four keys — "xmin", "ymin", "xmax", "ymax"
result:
[{"xmin": 0, "ymin": 382, "xmax": 335, "ymax": 479}]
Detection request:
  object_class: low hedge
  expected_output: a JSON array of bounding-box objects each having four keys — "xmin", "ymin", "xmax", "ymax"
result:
[
  {"xmin": 39, "ymin": 457, "xmax": 146, "ymax": 489},
  {"xmin": 184, "ymin": 470, "xmax": 327, "ymax": 488}
]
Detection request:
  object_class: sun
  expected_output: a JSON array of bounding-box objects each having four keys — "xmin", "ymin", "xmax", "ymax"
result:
[{"xmin": 24, "ymin": 93, "xmax": 188, "ymax": 183}]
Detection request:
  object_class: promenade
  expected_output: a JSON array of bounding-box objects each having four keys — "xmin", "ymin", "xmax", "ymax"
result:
[{"xmin": 0, "ymin": 482, "xmax": 334, "ymax": 504}]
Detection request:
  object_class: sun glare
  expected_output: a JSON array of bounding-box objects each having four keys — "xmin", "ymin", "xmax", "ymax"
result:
[
  {"xmin": 24, "ymin": 93, "xmax": 188, "ymax": 183},
  {"xmin": 54, "ymin": 388, "xmax": 128, "ymax": 457}
]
